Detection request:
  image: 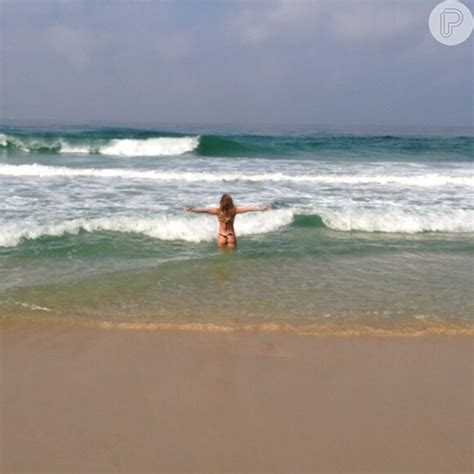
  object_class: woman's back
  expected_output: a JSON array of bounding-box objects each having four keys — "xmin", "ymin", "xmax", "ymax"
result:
[
  {"xmin": 184, "ymin": 193, "xmax": 271, "ymax": 247},
  {"xmin": 218, "ymin": 209, "xmax": 236, "ymax": 232}
]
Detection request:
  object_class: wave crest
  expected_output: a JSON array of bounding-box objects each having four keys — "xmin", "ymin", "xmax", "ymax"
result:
[
  {"xmin": 1, "ymin": 207, "xmax": 472, "ymax": 247},
  {"xmin": 0, "ymin": 164, "xmax": 471, "ymax": 187},
  {"xmin": 2, "ymin": 130, "xmax": 473, "ymax": 158},
  {"xmin": 0, "ymin": 210, "xmax": 294, "ymax": 247},
  {"xmin": 319, "ymin": 208, "xmax": 474, "ymax": 233},
  {"xmin": 99, "ymin": 137, "xmax": 199, "ymax": 156},
  {"xmin": 0, "ymin": 134, "xmax": 199, "ymax": 157}
]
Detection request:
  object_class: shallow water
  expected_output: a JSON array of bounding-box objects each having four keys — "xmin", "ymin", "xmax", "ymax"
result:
[{"xmin": 1, "ymin": 126, "xmax": 473, "ymax": 333}]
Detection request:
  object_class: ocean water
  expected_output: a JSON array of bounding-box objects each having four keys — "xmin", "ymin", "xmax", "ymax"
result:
[{"xmin": 1, "ymin": 126, "xmax": 473, "ymax": 334}]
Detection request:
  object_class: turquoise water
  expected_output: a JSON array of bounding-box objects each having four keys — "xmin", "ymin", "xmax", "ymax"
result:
[{"xmin": 1, "ymin": 126, "xmax": 473, "ymax": 333}]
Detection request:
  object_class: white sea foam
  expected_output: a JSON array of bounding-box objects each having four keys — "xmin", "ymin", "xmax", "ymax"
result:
[
  {"xmin": 0, "ymin": 133, "xmax": 29, "ymax": 152},
  {"xmin": 319, "ymin": 208, "xmax": 474, "ymax": 233},
  {"xmin": 0, "ymin": 210, "xmax": 294, "ymax": 247},
  {"xmin": 6, "ymin": 298, "xmax": 53, "ymax": 312},
  {"xmin": 59, "ymin": 141, "xmax": 91, "ymax": 154},
  {"xmin": 0, "ymin": 134, "xmax": 200, "ymax": 156},
  {"xmin": 1, "ymin": 206, "xmax": 471, "ymax": 247},
  {"xmin": 0, "ymin": 163, "xmax": 472, "ymax": 187},
  {"xmin": 98, "ymin": 137, "xmax": 200, "ymax": 156}
]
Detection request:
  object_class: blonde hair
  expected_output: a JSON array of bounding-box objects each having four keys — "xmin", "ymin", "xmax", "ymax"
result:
[{"xmin": 219, "ymin": 193, "xmax": 236, "ymax": 222}]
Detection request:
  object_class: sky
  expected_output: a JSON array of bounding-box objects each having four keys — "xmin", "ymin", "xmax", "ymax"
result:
[{"xmin": 0, "ymin": 0, "xmax": 472, "ymax": 128}]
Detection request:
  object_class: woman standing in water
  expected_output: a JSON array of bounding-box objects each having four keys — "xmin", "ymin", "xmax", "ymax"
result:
[{"xmin": 185, "ymin": 193, "xmax": 271, "ymax": 247}]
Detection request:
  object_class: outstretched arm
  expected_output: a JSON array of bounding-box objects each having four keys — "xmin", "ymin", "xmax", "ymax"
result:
[
  {"xmin": 236, "ymin": 205, "xmax": 271, "ymax": 214},
  {"xmin": 184, "ymin": 206, "xmax": 219, "ymax": 215}
]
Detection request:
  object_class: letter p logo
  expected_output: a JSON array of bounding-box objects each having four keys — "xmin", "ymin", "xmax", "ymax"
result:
[
  {"xmin": 440, "ymin": 8, "xmax": 464, "ymax": 38},
  {"xmin": 429, "ymin": 1, "xmax": 473, "ymax": 46}
]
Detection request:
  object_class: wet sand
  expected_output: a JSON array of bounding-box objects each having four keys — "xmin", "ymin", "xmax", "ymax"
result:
[{"xmin": 1, "ymin": 323, "xmax": 472, "ymax": 473}]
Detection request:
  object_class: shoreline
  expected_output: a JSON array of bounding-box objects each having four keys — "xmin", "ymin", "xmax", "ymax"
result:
[
  {"xmin": 2, "ymin": 315, "xmax": 473, "ymax": 337},
  {"xmin": 1, "ymin": 323, "xmax": 472, "ymax": 473}
]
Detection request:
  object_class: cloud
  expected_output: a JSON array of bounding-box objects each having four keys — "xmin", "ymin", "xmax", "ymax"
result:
[
  {"xmin": 152, "ymin": 30, "xmax": 195, "ymax": 62},
  {"xmin": 229, "ymin": 0, "xmax": 325, "ymax": 44},
  {"xmin": 230, "ymin": 0, "xmax": 428, "ymax": 47},
  {"xmin": 0, "ymin": 0, "xmax": 471, "ymax": 127},
  {"xmin": 47, "ymin": 24, "xmax": 93, "ymax": 69},
  {"xmin": 330, "ymin": 2, "xmax": 424, "ymax": 42}
]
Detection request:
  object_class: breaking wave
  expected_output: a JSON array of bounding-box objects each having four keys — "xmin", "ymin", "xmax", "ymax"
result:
[
  {"xmin": 1, "ymin": 130, "xmax": 473, "ymax": 158},
  {"xmin": 99, "ymin": 137, "xmax": 199, "ymax": 156},
  {"xmin": 0, "ymin": 210, "xmax": 295, "ymax": 247},
  {"xmin": 1, "ymin": 206, "xmax": 473, "ymax": 248},
  {"xmin": 0, "ymin": 163, "xmax": 471, "ymax": 187},
  {"xmin": 318, "ymin": 208, "xmax": 474, "ymax": 234},
  {"xmin": 0, "ymin": 133, "xmax": 199, "ymax": 157}
]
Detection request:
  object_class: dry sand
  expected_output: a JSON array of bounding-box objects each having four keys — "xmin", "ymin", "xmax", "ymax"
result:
[{"xmin": 1, "ymin": 322, "xmax": 472, "ymax": 473}]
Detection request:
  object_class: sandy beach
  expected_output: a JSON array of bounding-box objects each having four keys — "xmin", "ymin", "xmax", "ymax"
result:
[{"xmin": 1, "ymin": 322, "xmax": 472, "ymax": 473}]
